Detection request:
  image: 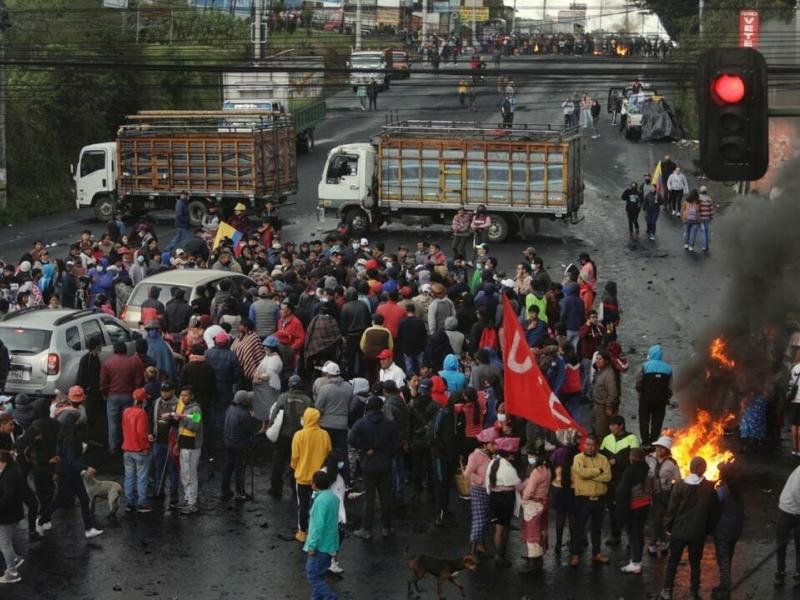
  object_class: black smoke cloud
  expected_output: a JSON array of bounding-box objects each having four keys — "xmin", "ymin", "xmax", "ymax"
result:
[{"xmin": 674, "ymin": 163, "xmax": 800, "ymax": 417}]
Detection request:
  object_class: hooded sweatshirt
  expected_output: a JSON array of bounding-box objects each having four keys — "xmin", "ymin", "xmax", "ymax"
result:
[
  {"xmin": 559, "ymin": 282, "xmax": 585, "ymax": 330},
  {"xmin": 438, "ymin": 354, "xmax": 467, "ymax": 393},
  {"xmin": 290, "ymin": 408, "xmax": 332, "ymax": 485},
  {"xmin": 636, "ymin": 344, "xmax": 673, "ymax": 405}
]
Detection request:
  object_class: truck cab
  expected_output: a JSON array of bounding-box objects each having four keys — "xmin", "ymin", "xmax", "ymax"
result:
[
  {"xmin": 74, "ymin": 142, "xmax": 117, "ymax": 221},
  {"xmin": 317, "ymin": 143, "xmax": 376, "ymax": 234},
  {"xmin": 349, "ymin": 50, "xmax": 392, "ymax": 91}
]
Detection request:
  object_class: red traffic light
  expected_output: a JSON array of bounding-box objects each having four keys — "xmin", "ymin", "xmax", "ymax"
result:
[{"xmin": 712, "ymin": 74, "xmax": 746, "ymax": 104}]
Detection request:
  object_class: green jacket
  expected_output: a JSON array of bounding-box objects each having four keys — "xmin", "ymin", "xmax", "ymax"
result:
[{"xmin": 304, "ymin": 489, "xmax": 340, "ymax": 555}]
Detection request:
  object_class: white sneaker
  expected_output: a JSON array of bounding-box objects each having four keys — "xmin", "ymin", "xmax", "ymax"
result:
[
  {"xmin": 328, "ymin": 559, "xmax": 344, "ymax": 574},
  {"xmin": 0, "ymin": 572, "xmax": 21, "ymax": 584},
  {"xmin": 684, "ymin": 244, "xmax": 689, "ymax": 250},
  {"xmin": 35, "ymin": 519, "xmax": 48, "ymax": 536},
  {"xmin": 85, "ymin": 528, "xmax": 104, "ymax": 539},
  {"xmin": 621, "ymin": 562, "xmax": 642, "ymax": 574},
  {"xmin": 13, "ymin": 558, "xmax": 23, "ymax": 569}
]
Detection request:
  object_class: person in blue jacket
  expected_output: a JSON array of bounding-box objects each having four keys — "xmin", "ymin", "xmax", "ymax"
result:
[
  {"xmin": 304, "ymin": 470, "xmax": 341, "ymax": 599},
  {"xmin": 559, "ymin": 282, "xmax": 585, "ymax": 351},
  {"xmin": 438, "ymin": 354, "xmax": 467, "ymax": 393},
  {"xmin": 144, "ymin": 320, "xmax": 176, "ymax": 381},
  {"xmin": 635, "ymin": 344, "xmax": 673, "ymax": 445}
]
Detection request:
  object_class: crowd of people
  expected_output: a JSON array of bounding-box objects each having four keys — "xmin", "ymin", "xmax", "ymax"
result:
[{"xmin": 0, "ymin": 195, "xmax": 795, "ymax": 599}]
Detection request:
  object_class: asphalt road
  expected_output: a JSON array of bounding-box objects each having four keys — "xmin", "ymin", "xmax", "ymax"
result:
[{"xmin": 1, "ymin": 57, "xmax": 796, "ymax": 599}]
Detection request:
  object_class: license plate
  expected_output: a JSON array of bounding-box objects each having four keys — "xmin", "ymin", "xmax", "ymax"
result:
[{"xmin": 8, "ymin": 368, "xmax": 30, "ymax": 382}]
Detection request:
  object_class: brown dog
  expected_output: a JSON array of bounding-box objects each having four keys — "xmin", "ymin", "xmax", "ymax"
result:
[{"xmin": 405, "ymin": 547, "xmax": 478, "ymax": 599}]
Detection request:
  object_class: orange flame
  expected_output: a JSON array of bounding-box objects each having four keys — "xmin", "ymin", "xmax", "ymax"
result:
[
  {"xmin": 710, "ymin": 337, "xmax": 735, "ymax": 370},
  {"xmin": 667, "ymin": 410, "xmax": 735, "ymax": 481},
  {"xmin": 615, "ymin": 46, "xmax": 629, "ymax": 57}
]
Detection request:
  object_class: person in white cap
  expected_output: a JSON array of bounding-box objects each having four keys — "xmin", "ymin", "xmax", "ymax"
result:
[
  {"xmin": 645, "ymin": 435, "xmax": 679, "ymax": 556},
  {"xmin": 315, "ymin": 361, "xmax": 353, "ymax": 481}
]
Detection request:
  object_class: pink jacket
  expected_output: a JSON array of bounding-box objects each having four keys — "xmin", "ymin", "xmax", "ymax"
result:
[{"xmin": 464, "ymin": 449, "xmax": 492, "ymax": 487}]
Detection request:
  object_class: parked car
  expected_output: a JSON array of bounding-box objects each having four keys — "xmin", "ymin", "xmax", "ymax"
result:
[
  {"xmin": 0, "ymin": 307, "xmax": 139, "ymax": 397},
  {"xmin": 121, "ymin": 269, "xmax": 256, "ymax": 328}
]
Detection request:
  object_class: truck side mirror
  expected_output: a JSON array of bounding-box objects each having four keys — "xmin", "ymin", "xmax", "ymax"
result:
[{"xmin": 70, "ymin": 163, "xmax": 75, "ymax": 175}]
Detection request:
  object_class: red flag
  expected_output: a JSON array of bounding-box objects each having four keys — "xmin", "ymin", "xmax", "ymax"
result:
[{"xmin": 501, "ymin": 294, "xmax": 585, "ymax": 434}]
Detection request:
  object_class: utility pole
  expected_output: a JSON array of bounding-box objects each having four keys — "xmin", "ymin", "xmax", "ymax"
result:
[
  {"xmin": 356, "ymin": 0, "xmax": 362, "ymax": 50},
  {"xmin": 0, "ymin": 0, "xmax": 8, "ymax": 211},
  {"xmin": 253, "ymin": 0, "xmax": 262, "ymax": 60},
  {"xmin": 421, "ymin": 0, "xmax": 428, "ymax": 41},
  {"xmin": 699, "ymin": 0, "xmax": 704, "ymax": 38},
  {"xmin": 542, "ymin": 0, "xmax": 546, "ymax": 21},
  {"xmin": 598, "ymin": 0, "xmax": 603, "ymax": 32},
  {"xmin": 511, "ymin": 0, "xmax": 516, "ymax": 34}
]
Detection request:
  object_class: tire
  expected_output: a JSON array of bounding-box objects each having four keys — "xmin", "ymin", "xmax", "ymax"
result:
[
  {"xmin": 187, "ymin": 200, "xmax": 208, "ymax": 227},
  {"xmin": 344, "ymin": 207, "xmax": 369, "ymax": 236},
  {"xmin": 487, "ymin": 214, "xmax": 509, "ymax": 243},
  {"xmin": 306, "ymin": 130, "xmax": 315, "ymax": 152},
  {"xmin": 93, "ymin": 195, "xmax": 115, "ymax": 222}
]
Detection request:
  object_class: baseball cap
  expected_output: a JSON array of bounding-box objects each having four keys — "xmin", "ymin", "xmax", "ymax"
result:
[
  {"xmin": 214, "ymin": 331, "xmax": 229, "ymax": 345},
  {"xmin": 377, "ymin": 349, "xmax": 393, "ymax": 360},
  {"xmin": 321, "ymin": 361, "xmax": 341, "ymax": 376}
]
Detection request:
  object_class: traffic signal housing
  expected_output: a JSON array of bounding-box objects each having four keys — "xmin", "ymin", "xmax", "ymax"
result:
[{"xmin": 697, "ymin": 48, "xmax": 768, "ymax": 181}]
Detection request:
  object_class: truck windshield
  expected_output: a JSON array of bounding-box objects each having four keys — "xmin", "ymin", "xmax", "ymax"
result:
[
  {"xmin": 326, "ymin": 154, "xmax": 358, "ymax": 183},
  {"xmin": 352, "ymin": 55, "xmax": 382, "ymax": 66},
  {"xmin": 80, "ymin": 150, "xmax": 105, "ymax": 177}
]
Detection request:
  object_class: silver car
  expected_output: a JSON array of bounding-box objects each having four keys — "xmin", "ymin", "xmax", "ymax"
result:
[
  {"xmin": 121, "ymin": 269, "xmax": 255, "ymax": 328},
  {"xmin": 0, "ymin": 306, "xmax": 139, "ymax": 397}
]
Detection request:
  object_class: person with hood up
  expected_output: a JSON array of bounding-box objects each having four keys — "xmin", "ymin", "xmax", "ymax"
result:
[
  {"xmin": 221, "ymin": 391, "xmax": 260, "ymax": 502},
  {"xmin": 140, "ymin": 285, "xmax": 165, "ymax": 325},
  {"xmin": 164, "ymin": 288, "xmax": 192, "ymax": 342},
  {"xmin": 144, "ymin": 320, "xmax": 176, "ymax": 382},
  {"xmin": 635, "ymin": 344, "xmax": 673, "ymax": 446},
  {"xmin": 615, "ymin": 447, "xmax": 654, "ymax": 575},
  {"xmin": 16, "ymin": 398, "xmax": 59, "ymax": 525},
  {"xmin": 291, "ymin": 408, "xmax": 332, "ymax": 543},
  {"xmin": 431, "ymin": 391, "xmax": 465, "ymax": 528},
  {"xmin": 349, "ymin": 396, "xmax": 400, "ymax": 540},
  {"xmin": 428, "ymin": 284, "xmax": 456, "ymax": 334},
  {"xmin": 12, "ymin": 393, "xmax": 36, "ymax": 433},
  {"xmin": 599, "ymin": 281, "xmax": 620, "ymax": 328},
  {"xmin": 439, "ymin": 354, "xmax": 467, "ymax": 393},
  {"xmin": 409, "ymin": 378, "xmax": 437, "ymax": 503},
  {"xmin": 443, "ymin": 316, "xmax": 464, "ymax": 356},
  {"xmin": 712, "ymin": 463, "xmax": 744, "ymax": 600},
  {"xmin": 560, "ymin": 282, "xmax": 585, "ymax": 351}
]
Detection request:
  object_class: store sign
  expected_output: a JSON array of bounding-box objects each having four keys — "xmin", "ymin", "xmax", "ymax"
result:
[
  {"xmin": 459, "ymin": 8, "xmax": 489, "ymax": 21},
  {"xmin": 738, "ymin": 10, "xmax": 759, "ymax": 48}
]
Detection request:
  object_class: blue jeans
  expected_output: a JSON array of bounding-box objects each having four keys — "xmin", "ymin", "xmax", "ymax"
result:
[
  {"xmin": 391, "ymin": 454, "xmax": 405, "ymax": 497},
  {"xmin": 566, "ymin": 330, "xmax": 579, "ymax": 352},
  {"xmin": 107, "ymin": 395, "xmax": 133, "ymax": 452},
  {"xmin": 166, "ymin": 227, "xmax": 192, "ymax": 252},
  {"xmin": 685, "ymin": 222, "xmax": 699, "ymax": 247},
  {"xmin": 579, "ymin": 358, "xmax": 593, "ymax": 399},
  {"xmin": 153, "ymin": 442, "xmax": 179, "ymax": 496},
  {"xmin": 700, "ymin": 219, "xmax": 711, "ymax": 249},
  {"xmin": 403, "ymin": 352, "xmax": 423, "ymax": 376},
  {"xmin": 124, "ymin": 451, "xmax": 152, "ymax": 507},
  {"xmin": 306, "ymin": 552, "xmax": 338, "ymax": 599}
]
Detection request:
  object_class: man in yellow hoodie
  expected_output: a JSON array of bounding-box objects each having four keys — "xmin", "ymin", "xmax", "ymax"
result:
[
  {"xmin": 291, "ymin": 407, "xmax": 332, "ymax": 542},
  {"xmin": 569, "ymin": 434, "xmax": 612, "ymax": 567}
]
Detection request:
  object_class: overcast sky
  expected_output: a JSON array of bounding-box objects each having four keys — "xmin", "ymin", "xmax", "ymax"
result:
[{"xmin": 516, "ymin": 0, "xmax": 668, "ymax": 37}]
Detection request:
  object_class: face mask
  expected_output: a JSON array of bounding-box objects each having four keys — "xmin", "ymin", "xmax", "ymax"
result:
[
  {"xmin": 319, "ymin": 297, "xmax": 329, "ymax": 304},
  {"xmin": 527, "ymin": 457, "xmax": 537, "ymax": 465},
  {"xmin": 497, "ymin": 414, "xmax": 507, "ymax": 423},
  {"xmin": 337, "ymin": 461, "xmax": 345, "ymax": 469},
  {"xmin": 352, "ymin": 243, "xmax": 360, "ymax": 250}
]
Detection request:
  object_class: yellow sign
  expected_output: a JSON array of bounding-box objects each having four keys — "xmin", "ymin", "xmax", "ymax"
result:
[{"xmin": 459, "ymin": 7, "xmax": 489, "ymax": 20}]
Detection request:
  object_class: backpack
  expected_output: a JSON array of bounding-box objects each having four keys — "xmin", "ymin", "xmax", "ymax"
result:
[
  {"xmin": 685, "ymin": 204, "xmax": 698, "ymax": 223},
  {"xmin": 478, "ymin": 326, "xmax": 499, "ymax": 351}
]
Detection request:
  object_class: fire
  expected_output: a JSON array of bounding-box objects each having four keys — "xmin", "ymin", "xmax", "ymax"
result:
[
  {"xmin": 667, "ymin": 410, "xmax": 735, "ymax": 481},
  {"xmin": 710, "ymin": 337, "xmax": 735, "ymax": 370},
  {"xmin": 615, "ymin": 46, "xmax": 629, "ymax": 57}
]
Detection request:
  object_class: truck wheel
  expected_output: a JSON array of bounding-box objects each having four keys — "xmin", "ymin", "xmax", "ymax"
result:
[
  {"xmin": 306, "ymin": 131, "xmax": 315, "ymax": 152},
  {"xmin": 93, "ymin": 195, "xmax": 115, "ymax": 222},
  {"xmin": 188, "ymin": 200, "xmax": 208, "ymax": 227},
  {"xmin": 487, "ymin": 214, "xmax": 509, "ymax": 243},
  {"xmin": 345, "ymin": 208, "xmax": 369, "ymax": 236}
]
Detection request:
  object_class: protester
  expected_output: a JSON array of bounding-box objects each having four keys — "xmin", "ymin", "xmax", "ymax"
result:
[
  {"xmin": 0, "ymin": 449, "xmax": 25, "ymax": 584},
  {"xmin": 486, "ymin": 436, "xmax": 521, "ymax": 569},
  {"xmin": 600, "ymin": 415, "xmax": 640, "ymax": 546},
  {"xmin": 519, "ymin": 443, "xmax": 551, "ymax": 574},
  {"xmin": 636, "ymin": 345, "xmax": 673, "ymax": 445},
  {"xmin": 712, "ymin": 463, "xmax": 744, "ymax": 600},
  {"xmin": 175, "ymin": 387, "xmax": 203, "ymax": 514},
  {"xmin": 291, "ymin": 408, "xmax": 332, "ymax": 543},
  {"xmin": 221, "ymin": 392, "xmax": 260, "ymax": 502},
  {"xmin": 122, "ymin": 388, "xmax": 154, "ymax": 513},
  {"xmin": 615, "ymin": 447, "xmax": 653, "ymax": 574},
  {"xmin": 646, "ymin": 435, "xmax": 680, "ymax": 557},
  {"xmin": 304, "ymin": 470, "xmax": 340, "ymax": 599},
  {"xmin": 775, "ymin": 464, "xmax": 800, "ymax": 588},
  {"xmin": 659, "ymin": 457, "xmax": 720, "ymax": 600},
  {"xmin": 569, "ymin": 434, "xmax": 611, "ymax": 567}
]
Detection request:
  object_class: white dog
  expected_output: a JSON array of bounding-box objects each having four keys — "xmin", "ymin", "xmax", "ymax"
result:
[{"xmin": 81, "ymin": 470, "xmax": 122, "ymax": 518}]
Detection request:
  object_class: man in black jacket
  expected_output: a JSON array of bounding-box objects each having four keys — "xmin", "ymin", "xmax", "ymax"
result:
[
  {"xmin": 164, "ymin": 288, "xmax": 192, "ymax": 342},
  {"xmin": 349, "ymin": 396, "xmax": 400, "ymax": 540},
  {"xmin": 396, "ymin": 303, "xmax": 427, "ymax": 375},
  {"xmin": 221, "ymin": 392, "xmax": 260, "ymax": 501},
  {"xmin": 15, "ymin": 398, "xmax": 59, "ymax": 531},
  {"xmin": 431, "ymin": 393, "xmax": 464, "ymax": 527},
  {"xmin": 338, "ymin": 287, "xmax": 371, "ymax": 379},
  {"xmin": 0, "ymin": 449, "xmax": 26, "ymax": 583},
  {"xmin": 659, "ymin": 457, "xmax": 720, "ymax": 600},
  {"xmin": 76, "ymin": 337, "xmax": 103, "ymax": 446}
]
